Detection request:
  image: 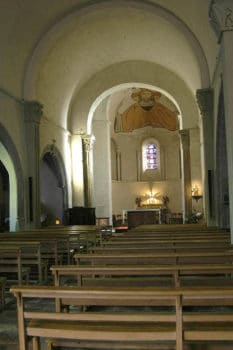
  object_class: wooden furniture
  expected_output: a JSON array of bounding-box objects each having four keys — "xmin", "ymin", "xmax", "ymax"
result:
[
  {"xmin": 50, "ymin": 263, "xmax": 233, "ymax": 289},
  {"xmin": 66, "ymin": 207, "xmax": 96, "ymax": 225},
  {"xmin": 127, "ymin": 209, "xmax": 162, "ymax": 228},
  {"xmin": 74, "ymin": 250, "xmax": 233, "ymax": 266},
  {"xmin": 89, "ymin": 242, "xmax": 233, "ymax": 254},
  {"xmin": 0, "ymin": 247, "xmax": 31, "ymax": 284},
  {"xmin": 11, "ymin": 285, "xmax": 233, "ymax": 350},
  {"xmin": 0, "ymin": 276, "xmax": 7, "ymax": 309}
]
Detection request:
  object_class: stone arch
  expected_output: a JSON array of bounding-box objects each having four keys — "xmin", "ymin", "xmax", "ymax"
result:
[
  {"xmin": 69, "ymin": 62, "xmax": 198, "ymax": 134},
  {"xmin": 40, "ymin": 144, "xmax": 68, "ymax": 225},
  {"xmin": 0, "ymin": 123, "xmax": 25, "ymax": 231}
]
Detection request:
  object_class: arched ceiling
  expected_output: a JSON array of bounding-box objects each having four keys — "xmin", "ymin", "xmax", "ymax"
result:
[{"xmin": 0, "ymin": 0, "xmax": 217, "ymax": 131}]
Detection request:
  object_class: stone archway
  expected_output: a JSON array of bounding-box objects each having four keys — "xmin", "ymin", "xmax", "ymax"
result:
[
  {"xmin": 40, "ymin": 145, "xmax": 68, "ymax": 225},
  {"xmin": 0, "ymin": 124, "xmax": 24, "ymax": 231},
  {"xmin": 0, "ymin": 160, "xmax": 9, "ymax": 231}
]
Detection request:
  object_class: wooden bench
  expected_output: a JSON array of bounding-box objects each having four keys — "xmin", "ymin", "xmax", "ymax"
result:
[
  {"xmin": 10, "ymin": 285, "xmax": 182, "ymax": 350},
  {"xmin": 50, "ymin": 263, "xmax": 233, "ymax": 290},
  {"xmin": 0, "ymin": 276, "xmax": 7, "ymax": 309},
  {"xmin": 10, "ymin": 285, "xmax": 233, "ymax": 350},
  {"xmin": 0, "ymin": 247, "xmax": 31, "ymax": 284},
  {"xmin": 74, "ymin": 250, "xmax": 233, "ymax": 266},
  {"xmin": 0, "ymin": 234, "xmax": 71, "ymax": 265},
  {"xmin": 91, "ymin": 244, "xmax": 233, "ymax": 254},
  {"xmin": 110, "ymin": 232, "xmax": 230, "ymax": 241},
  {"xmin": 0, "ymin": 228, "xmax": 99, "ymax": 264},
  {"xmin": 0, "ymin": 242, "xmax": 47, "ymax": 283},
  {"xmin": 101, "ymin": 238, "xmax": 231, "ymax": 248}
]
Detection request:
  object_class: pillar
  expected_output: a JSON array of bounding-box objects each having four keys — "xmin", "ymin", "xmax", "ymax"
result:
[
  {"xmin": 179, "ymin": 129, "xmax": 192, "ymax": 221},
  {"xmin": 116, "ymin": 149, "xmax": 122, "ymax": 181},
  {"xmin": 71, "ymin": 134, "xmax": 84, "ymax": 207},
  {"xmin": 24, "ymin": 100, "xmax": 43, "ymax": 228},
  {"xmin": 82, "ymin": 134, "xmax": 95, "ymax": 207},
  {"xmin": 209, "ymin": 0, "xmax": 233, "ymax": 238},
  {"xmin": 196, "ymin": 88, "xmax": 214, "ymax": 225}
]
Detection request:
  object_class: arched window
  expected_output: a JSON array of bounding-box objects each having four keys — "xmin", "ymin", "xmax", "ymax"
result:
[{"xmin": 142, "ymin": 139, "xmax": 160, "ymax": 172}]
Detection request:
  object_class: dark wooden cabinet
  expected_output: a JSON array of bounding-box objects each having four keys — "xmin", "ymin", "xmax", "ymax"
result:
[{"xmin": 66, "ymin": 207, "xmax": 96, "ymax": 225}]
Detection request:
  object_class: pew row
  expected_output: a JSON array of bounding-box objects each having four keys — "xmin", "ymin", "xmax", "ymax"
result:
[
  {"xmin": 91, "ymin": 244, "xmax": 233, "ymax": 254},
  {"xmin": 0, "ymin": 276, "xmax": 7, "ymax": 309},
  {"xmin": 50, "ymin": 264, "xmax": 233, "ymax": 289},
  {"xmin": 0, "ymin": 247, "xmax": 32, "ymax": 285},
  {"xmin": 10, "ymin": 285, "xmax": 233, "ymax": 350},
  {"xmin": 74, "ymin": 250, "xmax": 233, "ymax": 266}
]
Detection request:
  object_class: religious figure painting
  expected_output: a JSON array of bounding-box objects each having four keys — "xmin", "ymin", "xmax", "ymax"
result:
[{"xmin": 114, "ymin": 88, "xmax": 179, "ymax": 133}]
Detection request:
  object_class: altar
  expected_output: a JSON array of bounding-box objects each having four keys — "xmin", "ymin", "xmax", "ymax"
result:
[{"xmin": 123, "ymin": 208, "xmax": 163, "ymax": 228}]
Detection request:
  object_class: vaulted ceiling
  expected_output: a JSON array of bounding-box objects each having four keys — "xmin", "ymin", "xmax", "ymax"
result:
[{"xmin": 0, "ymin": 0, "xmax": 218, "ymax": 132}]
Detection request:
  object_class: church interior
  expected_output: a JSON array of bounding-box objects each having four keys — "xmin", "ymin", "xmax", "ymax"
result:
[{"xmin": 1, "ymin": 0, "xmax": 233, "ymax": 349}]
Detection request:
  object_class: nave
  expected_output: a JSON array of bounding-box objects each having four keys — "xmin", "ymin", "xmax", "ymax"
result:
[{"xmin": 1, "ymin": 224, "xmax": 233, "ymax": 349}]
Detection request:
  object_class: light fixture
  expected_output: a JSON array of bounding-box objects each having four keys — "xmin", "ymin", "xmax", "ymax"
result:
[{"xmin": 192, "ymin": 185, "xmax": 203, "ymax": 202}]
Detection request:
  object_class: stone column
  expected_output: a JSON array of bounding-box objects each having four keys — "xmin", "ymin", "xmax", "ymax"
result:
[
  {"xmin": 196, "ymin": 88, "xmax": 214, "ymax": 225},
  {"xmin": 209, "ymin": 0, "xmax": 233, "ymax": 238},
  {"xmin": 82, "ymin": 134, "xmax": 95, "ymax": 208},
  {"xmin": 24, "ymin": 100, "xmax": 43, "ymax": 228},
  {"xmin": 179, "ymin": 129, "xmax": 192, "ymax": 220},
  {"xmin": 71, "ymin": 134, "xmax": 84, "ymax": 207},
  {"xmin": 116, "ymin": 149, "xmax": 122, "ymax": 181}
]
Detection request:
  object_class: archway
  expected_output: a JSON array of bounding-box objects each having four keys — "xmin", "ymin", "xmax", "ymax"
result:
[
  {"xmin": 0, "ymin": 142, "xmax": 18, "ymax": 231},
  {"xmin": 40, "ymin": 147, "xmax": 68, "ymax": 225},
  {"xmin": 90, "ymin": 84, "xmax": 201, "ymax": 226},
  {"xmin": 0, "ymin": 160, "xmax": 9, "ymax": 231}
]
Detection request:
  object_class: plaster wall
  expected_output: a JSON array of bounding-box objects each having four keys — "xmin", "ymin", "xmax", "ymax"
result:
[
  {"xmin": 112, "ymin": 180, "xmax": 182, "ymax": 218},
  {"xmin": 111, "ymin": 127, "xmax": 182, "ymax": 217},
  {"xmin": 113, "ymin": 128, "xmax": 180, "ymax": 183}
]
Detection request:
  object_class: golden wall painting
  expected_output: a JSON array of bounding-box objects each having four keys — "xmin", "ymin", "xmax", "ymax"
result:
[{"xmin": 114, "ymin": 88, "xmax": 179, "ymax": 133}]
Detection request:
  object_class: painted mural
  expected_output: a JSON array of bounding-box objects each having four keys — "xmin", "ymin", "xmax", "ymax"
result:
[{"xmin": 114, "ymin": 88, "xmax": 179, "ymax": 133}]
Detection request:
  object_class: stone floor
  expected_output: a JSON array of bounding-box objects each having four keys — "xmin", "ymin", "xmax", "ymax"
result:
[{"xmin": 0, "ymin": 290, "xmax": 48, "ymax": 350}]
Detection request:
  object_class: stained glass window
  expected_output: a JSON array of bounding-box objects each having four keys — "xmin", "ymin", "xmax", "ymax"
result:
[{"xmin": 145, "ymin": 143, "xmax": 158, "ymax": 170}]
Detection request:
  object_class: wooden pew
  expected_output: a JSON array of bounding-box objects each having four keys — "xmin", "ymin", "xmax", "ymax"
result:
[
  {"xmin": 0, "ymin": 276, "xmax": 7, "ymax": 309},
  {"xmin": 101, "ymin": 238, "xmax": 230, "ymax": 249},
  {"xmin": 91, "ymin": 244, "xmax": 233, "ymax": 254},
  {"xmin": 50, "ymin": 263, "xmax": 233, "ymax": 289},
  {"xmin": 0, "ymin": 247, "xmax": 31, "ymax": 284},
  {"xmin": 0, "ymin": 241, "xmax": 46, "ymax": 283},
  {"xmin": 10, "ymin": 285, "xmax": 181, "ymax": 350},
  {"xmin": 110, "ymin": 232, "xmax": 230, "ymax": 241},
  {"xmin": 0, "ymin": 228, "xmax": 98, "ymax": 263},
  {"xmin": 10, "ymin": 285, "xmax": 233, "ymax": 350},
  {"xmin": 130, "ymin": 224, "xmax": 228, "ymax": 232},
  {"xmin": 74, "ymin": 250, "xmax": 233, "ymax": 266}
]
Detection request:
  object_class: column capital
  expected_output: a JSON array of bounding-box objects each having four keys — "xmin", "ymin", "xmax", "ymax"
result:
[
  {"xmin": 82, "ymin": 134, "xmax": 95, "ymax": 152},
  {"xmin": 196, "ymin": 88, "xmax": 213, "ymax": 120},
  {"xmin": 209, "ymin": 0, "xmax": 233, "ymax": 42},
  {"xmin": 23, "ymin": 100, "xmax": 43, "ymax": 124}
]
